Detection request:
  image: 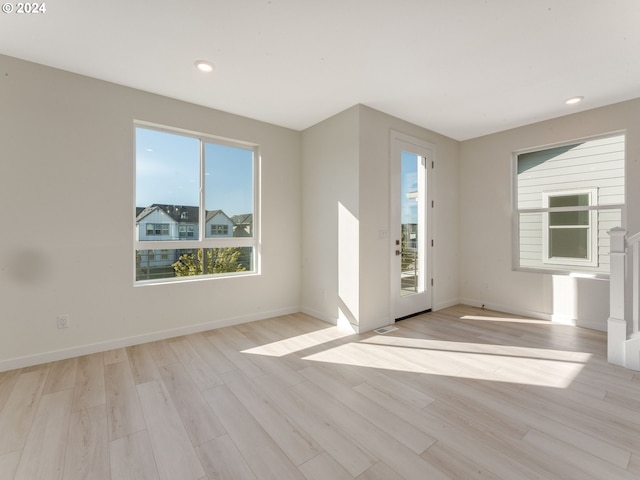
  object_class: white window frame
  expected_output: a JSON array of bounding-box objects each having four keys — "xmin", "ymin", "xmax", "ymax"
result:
[
  {"xmin": 134, "ymin": 122, "xmax": 260, "ymax": 285},
  {"xmin": 541, "ymin": 188, "xmax": 598, "ymax": 267}
]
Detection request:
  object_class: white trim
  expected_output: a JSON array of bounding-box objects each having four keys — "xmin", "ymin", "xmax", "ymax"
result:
[
  {"xmin": 511, "ymin": 266, "xmax": 610, "ymax": 279},
  {"xmin": 512, "ymin": 129, "xmax": 627, "ymax": 157},
  {"xmin": 134, "ymin": 123, "xmax": 260, "ymax": 284},
  {"xmin": 0, "ymin": 306, "xmax": 300, "ymax": 373},
  {"xmin": 433, "ymin": 298, "xmax": 460, "ymax": 311},
  {"xmin": 459, "ymin": 298, "xmax": 552, "ymax": 322},
  {"xmin": 299, "ymin": 306, "xmax": 360, "ymax": 333},
  {"xmin": 299, "ymin": 306, "xmax": 338, "ymax": 325},
  {"xmin": 459, "ymin": 298, "xmax": 608, "ymax": 332},
  {"xmin": 134, "ymin": 120, "xmax": 259, "ymax": 150},
  {"xmin": 389, "ymin": 131, "xmax": 434, "ymax": 320}
]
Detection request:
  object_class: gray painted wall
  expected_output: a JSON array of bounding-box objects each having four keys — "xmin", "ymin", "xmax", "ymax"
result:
[
  {"xmin": 2, "ymin": 52, "xmax": 640, "ymax": 368},
  {"xmin": 460, "ymin": 99, "xmax": 640, "ymax": 330},
  {"xmin": 0, "ymin": 55, "xmax": 302, "ymax": 369}
]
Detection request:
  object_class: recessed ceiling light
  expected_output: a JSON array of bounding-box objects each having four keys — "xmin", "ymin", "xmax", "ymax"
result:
[
  {"xmin": 194, "ymin": 60, "xmax": 214, "ymax": 73},
  {"xmin": 565, "ymin": 96, "xmax": 584, "ymax": 105}
]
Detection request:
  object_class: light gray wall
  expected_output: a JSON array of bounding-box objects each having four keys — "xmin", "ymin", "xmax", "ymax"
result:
[
  {"xmin": 0, "ymin": 55, "xmax": 302, "ymax": 369},
  {"xmin": 301, "ymin": 105, "xmax": 460, "ymax": 332},
  {"xmin": 460, "ymin": 98, "xmax": 640, "ymax": 330},
  {"xmin": 301, "ymin": 106, "xmax": 361, "ymax": 328},
  {"xmin": 4, "ymin": 52, "xmax": 638, "ymax": 369},
  {"xmin": 358, "ymin": 106, "xmax": 460, "ymax": 329}
]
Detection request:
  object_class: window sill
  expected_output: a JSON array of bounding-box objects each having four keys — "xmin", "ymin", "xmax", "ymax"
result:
[
  {"xmin": 134, "ymin": 270, "xmax": 260, "ymax": 287},
  {"xmin": 513, "ymin": 266, "xmax": 610, "ymax": 281}
]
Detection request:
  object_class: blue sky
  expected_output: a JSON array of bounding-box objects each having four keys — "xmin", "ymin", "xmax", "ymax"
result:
[
  {"xmin": 401, "ymin": 151, "xmax": 418, "ymax": 224},
  {"xmin": 136, "ymin": 128, "xmax": 254, "ymax": 216}
]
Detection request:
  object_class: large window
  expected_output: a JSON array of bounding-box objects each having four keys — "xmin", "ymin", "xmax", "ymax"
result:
[
  {"xmin": 135, "ymin": 124, "xmax": 258, "ymax": 283},
  {"xmin": 514, "ymin": 134, "xmax": 624, "ymax": 276}
]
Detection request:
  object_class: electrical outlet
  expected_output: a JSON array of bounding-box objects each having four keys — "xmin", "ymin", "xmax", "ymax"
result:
[{"xmin": 57, "ymin": 314, "xmax": 70, "ymax": 329}]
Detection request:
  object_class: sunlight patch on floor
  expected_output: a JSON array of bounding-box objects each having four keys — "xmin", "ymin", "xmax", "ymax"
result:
[
  {"xmin": 238, "ymin": 316, "xmax": 591, "ymax": 388},
  {"xmin": 240, "ymin": 327, "xmax": 352, "ymax": 357},
  {"xmin": 300, "ymin": 337, "xmax": 591, "ymax": 388},
  {"xmin": 361, "ymin": 335, "xmax": 592, "ymax": 362}
]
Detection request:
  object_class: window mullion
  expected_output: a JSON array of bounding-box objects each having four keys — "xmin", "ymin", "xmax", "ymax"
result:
[{"xmin": 199, "ymin": 140, "xmax": 206, "ymax": 242}]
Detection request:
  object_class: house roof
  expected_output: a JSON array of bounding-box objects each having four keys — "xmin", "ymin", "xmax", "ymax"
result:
[
  {"xmin": 135, "ymin": 204, "xmax": 199, "ymax": 224},
  {"xmin": 136, "ymin": 205, "xmax": 242, "ymax": 225},
  {"xmin": 205, "ymin": 209, "xmax": 229, "ymax": 222},
  {"xmin": 231, "ymin": 214, "xmax": 253, "ymax": 225}
]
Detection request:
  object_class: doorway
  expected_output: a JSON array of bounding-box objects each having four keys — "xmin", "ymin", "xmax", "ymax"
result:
[{"xmin": 390, "ymin": 132, "xmax": 433, "ymax": 320}]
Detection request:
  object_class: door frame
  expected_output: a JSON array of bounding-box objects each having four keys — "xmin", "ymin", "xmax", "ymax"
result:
[{"xmin": 390, "ymin": 131, "xmax": 434, "ymax": 320}]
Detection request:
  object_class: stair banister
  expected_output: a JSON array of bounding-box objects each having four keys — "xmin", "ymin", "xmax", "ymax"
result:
[{"xmin": 608, "ymin": 228, "xmax": 640, "ymax": 370}]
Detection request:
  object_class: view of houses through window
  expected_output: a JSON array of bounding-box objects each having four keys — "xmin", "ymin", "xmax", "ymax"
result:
[
  {"xmin": 514, "ymin": 133, "xmax": 625, "ymax": 275},
  {"xmin": 135, "ymin": 125, "xmax": 257, "ymax": 283}
]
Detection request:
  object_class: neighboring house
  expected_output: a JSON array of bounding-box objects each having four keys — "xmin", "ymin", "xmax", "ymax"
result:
[
  {"xmin": 231, "ymin": 214, "xmax": 253, "ymax": 237},
  {"xmin": 135, "ymin": 204, "xmax": 199, "ymax": 241},
  {"xmin": 205, "ymin": 210, "xmax": 235, "ymax": 238},
  {"xmin": 136, "ymin": 205, "xmax": 246, "ymax": 273}
]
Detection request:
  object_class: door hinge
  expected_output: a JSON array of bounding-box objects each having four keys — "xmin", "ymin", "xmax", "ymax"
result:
[
  {"xmin": 431, "ymin": 160, "xmax": 434, "ymax": 169},
  {"xmin": 431, "ymin": 278, "xmax": 434, "ymax": 286},
  {"xmin": 431, "ymin": 239, "xmax": 434, "ymax": 247},
  {"xmin": 431, "ymin": 200, "xmax": 434, "ymax": 208}
]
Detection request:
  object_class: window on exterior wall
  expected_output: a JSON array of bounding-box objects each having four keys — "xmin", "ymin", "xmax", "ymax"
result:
[
  {"xmin": 146, "ymin": 223, "xmax": 170, "ymax": 236},
  {"xmin": 210, "ymin": 225, "xmax": 229, "ymax": 236},
  {"xmin": 135, "ymin": 124, "xmax": 258, "ymax": 283},
  {"xmin": 514, "ymin": 133, "xmax": 625, "ymax": 276}
]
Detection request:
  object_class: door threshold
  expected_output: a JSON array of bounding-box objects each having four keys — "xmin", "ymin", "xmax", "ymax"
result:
[{"xmin": 395, "ymin": 309, "xmax": 432, "ymax": 322}]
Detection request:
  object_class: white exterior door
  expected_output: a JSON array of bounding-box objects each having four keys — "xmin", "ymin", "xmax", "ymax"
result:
[{"xmin": 390, "ymin": 132, "xmax": 433, "ymax": 320}]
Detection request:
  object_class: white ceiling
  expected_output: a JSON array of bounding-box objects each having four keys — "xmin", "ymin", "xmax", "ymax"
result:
[{"xmin": 1, "ymin": 0, "xmax": 639, "ymax": 140}]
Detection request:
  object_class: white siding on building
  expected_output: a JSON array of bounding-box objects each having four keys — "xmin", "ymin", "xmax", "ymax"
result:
[
  {"xmin": 205, "ymin": 211, "xmax": 234, "ymax": 238},
  {"xmin": 516, "ymin": 134, "xmax": 624, "ymax": 274},
  {"xmin": 137, "ymin": 208, "xmax": 199, "ymax": 241},
  {"xmin": 137, "ymin": 209, "xmax": 177, "ymax": 241}
]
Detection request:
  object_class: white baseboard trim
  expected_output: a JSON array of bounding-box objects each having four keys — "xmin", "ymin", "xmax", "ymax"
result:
[
  {"xmin": 460, "ymin": 298, "xmax": 607, "ymax": 332},
  {"xmin": 0, "ymin": 306, "xmax": 300, "ymax": 373},
  {"xmin": 300, "ymin": 306, "xmax": 338, "ymax": 325},
  {"xmin": 299, "ymin": 306, "xmax": 359, "ymax": 333},
  {"xmin": 458, "ymin": 298, "xmax": 552, "ymax": 322},
  {"xmin": 433, "ymin": 298, "xmax": 460, "ymax": 311},
  {"xmin": 574, "ymin": 318, "xmax": 607, "ymax": 332}
]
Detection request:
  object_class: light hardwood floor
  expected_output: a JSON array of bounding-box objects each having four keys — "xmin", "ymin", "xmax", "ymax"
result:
[{"xmin": 1, "ymin": 305, "xmax": 639, "ymax": 479}]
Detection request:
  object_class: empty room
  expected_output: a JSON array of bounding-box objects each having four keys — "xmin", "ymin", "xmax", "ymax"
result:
[{"xmin": 1, "ymin": 1, "xmax": 639, "ymax": 479}]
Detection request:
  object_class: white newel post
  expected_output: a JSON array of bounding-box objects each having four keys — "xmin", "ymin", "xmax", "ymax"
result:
[
  {"xmin": 632, "ymin": 238, "xmax": 640, "ymax": 338},
  {"xmin": 626, "ymin": 232, "xmax": 640, "ymax": 370},
  {"xmin": 608, "ymin": 227, "xmax": 627, "ymax": 366}
]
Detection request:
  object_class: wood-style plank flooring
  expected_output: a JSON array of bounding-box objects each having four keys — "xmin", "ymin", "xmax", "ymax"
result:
[{"xmin": 0, "ymin": 305, "xmax": 639, "ymax": 479}]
